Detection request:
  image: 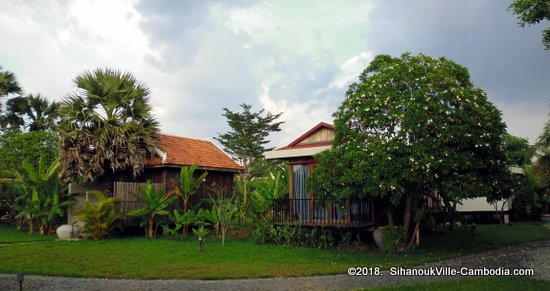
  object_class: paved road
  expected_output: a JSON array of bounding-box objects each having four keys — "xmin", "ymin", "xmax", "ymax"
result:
[{"xmin": 1, "ymin": 239, "xmax": 549, "ymax": 291}]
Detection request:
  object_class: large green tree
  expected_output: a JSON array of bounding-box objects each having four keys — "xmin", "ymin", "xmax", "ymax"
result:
[
  {"xmin": 308, "ymin": 53, "xmax": 509, "ymax": 249},
  {"xmin": 214, "ymin": 103, "xmax": 283, "ymax": 209},
  {"xmin": 0, "ymin": 131, "xmax": 59, "ymax": 215},
  {"xmin": 58, "ymin": 68, "xmax": 159, "ymax": 182},
  {"xmin": 510, "ymin": 0, "xmax": 550, "ymax": 49},
  {"xmin": 502, "ymin": 133, "xmax": 534, "ymax": 167}
]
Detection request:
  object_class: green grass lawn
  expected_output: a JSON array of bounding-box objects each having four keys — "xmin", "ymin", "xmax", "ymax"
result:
[
  {"xmin": 0, "ymin": 223, "xmax": 548, "ymax": 279},
  {"xmin": 0, "ymin": 225, "xmax": 56, "ymax": 244},
  {"xmin": 371, "ymin": 277, "xmax": 550, "ymax": 291}
]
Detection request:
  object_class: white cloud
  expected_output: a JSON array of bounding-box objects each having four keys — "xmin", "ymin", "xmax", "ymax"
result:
[
  {"xmin": 314, "ymin": 50, "xmax": 374, "ymax": 95},
  {"xmin": 259, "ymin": 84, "xmax": 334, "ymax": 147}
]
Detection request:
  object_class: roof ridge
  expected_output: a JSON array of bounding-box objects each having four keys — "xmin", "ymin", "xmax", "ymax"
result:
[{"xmin": 157, "ymin": 132, "xmax": 214, "ymax": 143}]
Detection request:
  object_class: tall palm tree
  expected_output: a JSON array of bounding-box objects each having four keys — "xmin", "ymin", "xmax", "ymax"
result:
[
  {"xmin": 0, "ymin": 66, "xmax": 22, "ymax": 123},
  {"xmin": 1, "ymin": 94, "xmax": 60, "ymax": 131},
  {"xmin": 58, "ymin": 68, "xmax": 159, "ymax": 182}
]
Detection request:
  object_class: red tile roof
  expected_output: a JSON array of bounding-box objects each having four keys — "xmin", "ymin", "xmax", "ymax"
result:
[{"xmin": 145, "ymin": 133, "xmax": 241, "ymax": 172}]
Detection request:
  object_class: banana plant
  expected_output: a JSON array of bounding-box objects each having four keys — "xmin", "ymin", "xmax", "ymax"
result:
[
  {"xmin": 162, "ymin": 209, "xmax": 196, "ymax": 237},
  {"xmin": 10, "ymin": 157, "xmax": 72, "ymax": 234},
  {"xmin": 166, "ymin": 165, "xmax": 208, "ymax": 234},
  {"xmin": 128, "ymin": 180, "xmax": 177, "ymax": 238}
]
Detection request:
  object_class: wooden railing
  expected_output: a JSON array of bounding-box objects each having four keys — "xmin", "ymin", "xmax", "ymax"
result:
[{"xmin": 272, "ymin": 198, "xmax": 373, "ymax": 227}]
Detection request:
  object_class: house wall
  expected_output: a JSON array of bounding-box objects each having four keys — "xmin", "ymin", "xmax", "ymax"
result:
[{"xmin": 297, "ymin": 128, "xmax": 334, "ymax": 146}]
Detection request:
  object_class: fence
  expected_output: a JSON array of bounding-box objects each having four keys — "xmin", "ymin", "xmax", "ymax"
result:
[{"xmin": 113, "ymin": 181, "xmax": 166, "ymax": 226}]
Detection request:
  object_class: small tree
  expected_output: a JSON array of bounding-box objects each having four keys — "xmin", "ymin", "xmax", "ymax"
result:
[
  {"xmin": 309, "ymin": 53, "xmax": 509, "ymax": 249},
  {"xmin": 208, "ymin": 185, "xmax": 239, "ymax": 246},
  {"xmin": 486, "ymin": 134, "xmax": 535, "ymax": 223},
  {"xmin": 215, "ymin": 103, "xmax": 283, "ymax": 215},
  {"xmin": 128, "ymin": 180, "xmax": 177, "ymax": 238}
]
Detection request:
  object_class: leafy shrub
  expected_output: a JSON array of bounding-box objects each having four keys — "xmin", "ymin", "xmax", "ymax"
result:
[
  {"xmin": 381, "ymin": 226, "xmax": 406, "ymax": 252},
  {"xmin": 253, "ymin": 219, "xmax": 335, "ymax": 249},
  {"xmin": 76, "ymin": 191, "xmax": 124, "ymax": 240}
]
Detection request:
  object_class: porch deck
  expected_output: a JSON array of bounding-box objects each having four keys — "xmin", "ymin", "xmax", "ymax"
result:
[{"xmin": 272, "ymin": 198, "xmax": 374, "ymax": 228}]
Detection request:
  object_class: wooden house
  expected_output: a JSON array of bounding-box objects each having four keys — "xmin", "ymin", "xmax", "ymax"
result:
[
  {"xmin": 265, "ymin": 122, "xmax": 374, "ymax": 228},
  {"xmin": 67, "ymin": 133, "xmax": 241, "ymax": 226}
]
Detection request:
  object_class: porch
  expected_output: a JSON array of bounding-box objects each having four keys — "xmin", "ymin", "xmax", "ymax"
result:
[{"xmin": 272, "ymin": 198, "xmax": 374, "ymax": 227}]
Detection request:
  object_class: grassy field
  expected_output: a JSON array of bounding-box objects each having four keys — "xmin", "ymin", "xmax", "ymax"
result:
[
  {"xmin": 0, "ymin": 223, "xmax": 548, "ymax": 279},
  {"xmin": 0, "ymin": 225, "xmax": 55, "ymax": 244},
  {"xmin": 372, "ymin": 277, "xmax": 550, "ymax": 291}
]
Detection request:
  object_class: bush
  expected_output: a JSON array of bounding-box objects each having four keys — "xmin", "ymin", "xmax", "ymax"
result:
[
  {"xmin": 76, "ymin": 191, "xmax": 124, "ymax": 240},
  {"xmin": 253, "ymin": 219, "xmax": 335, "ymax": 249},
  {"xmin": 381, "ymin": 226, "xmax": 406, "ymax": 252}
]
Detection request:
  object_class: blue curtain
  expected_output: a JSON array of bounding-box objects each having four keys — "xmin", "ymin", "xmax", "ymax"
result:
[{"xmin": 293, "ymin": 164, "xmax": 309, "ymax": 222}]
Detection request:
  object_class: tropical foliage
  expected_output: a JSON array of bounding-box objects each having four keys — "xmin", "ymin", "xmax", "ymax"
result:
[
  {"xmin": 248, "ymin": 162, "xmax": 288, "ymax": 218},
  {"xmin": 128, "ymin": 180, "xmax": 177, "ymax": 238},
  {"xmin": 10, "ymin": 157, "xmax": 72, "ymax": 234},
  {"xmin": 76, "ymin": 191, "xmax": 124, "ymax": 240},
  {"xmin": 58, "ymin": 68, "xmax": 159, "ymax": 183},
  {"xmin": 0, "ymin": 131, "xmax": 59, "ymax": 214},
  {"xmin": 208, "ymin": 185, "xmax": 239, "ymax": 246},
  {"xmin": 164, "ymin": 165, "xmax": 208, "ymax": 234},
  {"xmin": 308, "ymin": 53, "xmax": 509, "ymax": 249}
]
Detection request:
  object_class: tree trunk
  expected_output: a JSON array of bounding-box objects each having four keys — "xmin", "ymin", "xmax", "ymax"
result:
[
  {"xmin": 147, "ymin": 217, "xmax": 154, "ymax": 238},
  {"xmin": 386, "ymin": 211, "xmax": 394, "ymax": 227},
  {"xmin": 183, "ymin": 201, "xmax": 189, "ymax": 235},
  {"xmin": 406, "ymin": 203, "xmax": 425, "ymax": 250},
  {"xmin": 28, "ymin": 217, "xmax": 34, "ymax": 234},
  {"xmin": 403, "ymin": 192, "xmax": 413, "ymax": 234}
]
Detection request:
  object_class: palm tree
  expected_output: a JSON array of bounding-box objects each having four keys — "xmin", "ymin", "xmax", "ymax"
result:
[
  {"xmin": 0, "ymin": 66, "xmax": 22, "ymax": 125},
  {"xmin": 58, "ymin": 68, "xmax": 160, "ymax": 182},
  {"xmin": 1, "ymin": 94, "xmax": 60, "ymax": 131},
  {"xmin": 0, "ymin": 65, "xmax": 21, "ymax": 97}
]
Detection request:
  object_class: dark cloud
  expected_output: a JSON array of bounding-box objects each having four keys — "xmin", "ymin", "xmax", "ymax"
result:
[
  {"xmin": 136, "ymin": 0, "xmax": 258, "ymax": 71},
  {"xmin": 364, "ymin": 0, "xmax": 550, "ymax": 105}
]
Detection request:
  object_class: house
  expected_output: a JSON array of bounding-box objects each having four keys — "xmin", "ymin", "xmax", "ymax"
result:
[
  {"xmin": 265, "ymin": 122, "xmax": 374, "ymax": 228},
  {"xmin": 266, "ymin": 122, "xmax": 519, "ymax": 229},
  {"xmin": 67, "ymin": 133, "xmax": 241, "ymax": 226}
]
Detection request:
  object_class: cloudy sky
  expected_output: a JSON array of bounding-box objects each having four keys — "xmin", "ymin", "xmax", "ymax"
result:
[{"xmin": 1, "ymin": 0, "xmax": 549, "ymax": 147}]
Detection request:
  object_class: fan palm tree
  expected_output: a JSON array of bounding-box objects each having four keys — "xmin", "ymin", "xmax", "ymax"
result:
[
  {"xmin": 58, "ymin": 68, "xmax": 159, "ymax": 182},
  {"xmin": 0, "ymin": 65, "xmax": 21, "ymax": 97},
  {"xmin": 1, "ymin": 94, "xmax": 60, "ymax": 131}
]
